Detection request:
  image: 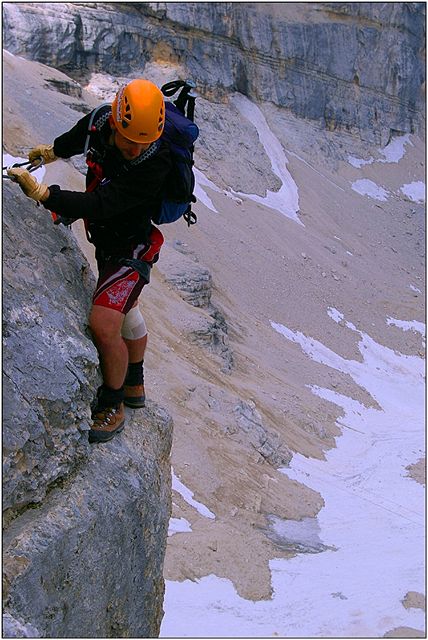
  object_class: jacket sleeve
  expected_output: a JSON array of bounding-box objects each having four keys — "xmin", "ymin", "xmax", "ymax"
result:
[
  {"xmin": 53, "ymin": 112, "xmax": 92, "ymax": 158},
  {"xmin": 42, "ymin": 146, "xmax": 171, "ymax": 221}
]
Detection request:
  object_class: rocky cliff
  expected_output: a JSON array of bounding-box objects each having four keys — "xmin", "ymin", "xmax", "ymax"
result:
[
  {"xmin": 2, "ymin": 180, "xmax": 172, "ymax": 637},
  {"xmin": 2, "ymin": 2, "xmax": 425, "ymax": 143},
  {"xmin": 2, "ymin": 7, "xmax": 426, "ymax": 636}
]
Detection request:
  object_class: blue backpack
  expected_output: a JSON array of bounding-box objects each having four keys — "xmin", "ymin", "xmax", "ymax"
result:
[{"xmin": 153, "ymin": 80, "xmax": 199, "ymax": 226}]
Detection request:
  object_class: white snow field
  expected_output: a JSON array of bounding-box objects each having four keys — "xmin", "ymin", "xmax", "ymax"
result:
[{"xmin": 161, "ymin": 311, "xmax": 425, "ymax": 637}]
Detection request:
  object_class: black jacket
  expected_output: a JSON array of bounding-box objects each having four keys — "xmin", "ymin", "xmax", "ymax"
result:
[{"xmin": 42, "ymin": 105, "xmax": 172, "ymax": 253}]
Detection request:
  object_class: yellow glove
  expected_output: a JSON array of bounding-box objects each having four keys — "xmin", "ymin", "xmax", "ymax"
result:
[
  {"xmin": 28, "ymin": 144, "xmax": 57, "ymax": 165},
  {"xmin": 7, "ymin": 168, "xmax": 50, "ymax": 202}
]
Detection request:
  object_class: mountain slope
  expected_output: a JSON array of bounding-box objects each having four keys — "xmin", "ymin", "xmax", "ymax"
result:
[{"xmin": 2, "ymin": 49, "xmax": 425, "ymax": 636}]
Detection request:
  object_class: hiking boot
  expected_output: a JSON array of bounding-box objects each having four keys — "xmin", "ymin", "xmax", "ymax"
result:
[
  {"xmin": 124, "ymin": 384, "xmax": 146, "ymax": 408},
  {"xmin": 88, "ymin": 403, "xmax": 125, "ymax": 443}
]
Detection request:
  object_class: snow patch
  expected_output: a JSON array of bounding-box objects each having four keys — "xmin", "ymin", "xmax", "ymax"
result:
[
  {"xmin": 231, "ymin": 94, "xmax": 302, "ymax": 226},
  {"xmin": 269, "ymin": 314, "xmax": 425, "ymax": 637},
  {"xmin": 400, "ymin": 181, "xmax": 425, "ymax": 203},
  {"xmin": 387, "ymin": 317, "xmax": 426, "ymax": 338},
  {"xmin": 347, "ymin": 135, "xmax": 412, "ymax": 169},
  {"xmin": 347, "ymin": 134, "xmax": 412, "ymax": 168},
  {"xmin": 162, "ymin": 575, "xmax": 262, "ymax": 638},
  {"xmin": 193, "ymin": 168, "xmax": 243, "ymax": 213},
  {"xmin": 172, "ymin": 469, "xmax": 215, "ymax": 520},
  {"xmin": 351, "ymin": 178, "xmax": 389, "ymax": 201},
  {"xmin": 327, "ymin": 307, "xmax": 344, "ymax": 324},
  {"xmin": 347, "ymin": 155, "xmax": 374, "ymax": 168},
  {"xmin": 168, "ymin": 517, "xmax": 192, "ymax": 537},
  {"xmin": 378, "ymin": 134, "xmax": 412, "ymax": 163},
  {"xmin": 193, "ymin": 168, "xmax": 222, "ymax": 213}
]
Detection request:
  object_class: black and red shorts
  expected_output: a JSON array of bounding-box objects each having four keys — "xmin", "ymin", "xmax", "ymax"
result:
[{"xmin": 92, "ymin": 226, "xmax": 164, "ymax": 314}]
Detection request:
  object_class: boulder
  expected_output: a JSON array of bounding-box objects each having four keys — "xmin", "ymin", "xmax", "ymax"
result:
[
  {"xmin": 3, "ymin": 403, "xmax": 172, "ymax": 638},
  {"xmin": 232, "ymin": 400, "xmax": 293, "ymax": 467},
  {"xmin": 160, "ymin": 251, "xmax": 213, "ymax": 308},
  {"xmin": 157, "ymin": 245, "xmax": 234, "ymax": 371}
]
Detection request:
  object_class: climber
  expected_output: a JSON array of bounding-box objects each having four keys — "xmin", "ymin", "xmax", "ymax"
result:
[{"xmin": 8, "ymin": 79, "xmax": 172, "ymax": 444}]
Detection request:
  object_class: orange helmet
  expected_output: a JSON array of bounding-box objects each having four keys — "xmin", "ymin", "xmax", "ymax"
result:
[{"xmin": 111, "ymin": 79, "xmax": 165, "ymax": 143}]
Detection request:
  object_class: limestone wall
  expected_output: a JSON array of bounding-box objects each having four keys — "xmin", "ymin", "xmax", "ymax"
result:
[
  {"xmin": 2, "ymin": 181, "xmax": 172, "ymax": 637},
  {"xmin": 2, "ymin": 2, "xmax": 425, "ymax": 141}
]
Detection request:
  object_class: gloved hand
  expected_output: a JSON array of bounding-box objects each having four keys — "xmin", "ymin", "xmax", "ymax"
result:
[
  {"xmin": 28, "ymin": 143, "xmax": 57, "ymax": 165},
  {"xmin": 7, "ymin": 168, "xmax": 50, "ymax": 202}
]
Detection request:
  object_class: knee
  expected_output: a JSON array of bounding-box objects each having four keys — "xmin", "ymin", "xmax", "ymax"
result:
[
  {"xmin": 89, "ymin": 307, "xmax": 123, "ymax": 348},
  {"xmin": 89, "ymin": 319, "xmax": 114, "ymax": 348},
  {"xmin": 121, "ymin": 306, "xmax": 147, "ymax": 340}
]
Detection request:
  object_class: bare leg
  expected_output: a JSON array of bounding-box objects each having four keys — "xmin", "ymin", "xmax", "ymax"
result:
[
  {"xmin": 121, "ymin": 303, "xmax": 147, "ymax": 407},
  {"xmin": 123, "ymin": 333, "xmax": 147, "ymax": 364},
  {"xmin": 89, "ymin": 305, "xmax": 128, "ymax": 389}
]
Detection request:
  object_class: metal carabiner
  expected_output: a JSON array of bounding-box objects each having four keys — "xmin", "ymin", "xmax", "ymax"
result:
[{"xmin": 2, "ymin": 157, "xmax": 44, "ymax": 180}]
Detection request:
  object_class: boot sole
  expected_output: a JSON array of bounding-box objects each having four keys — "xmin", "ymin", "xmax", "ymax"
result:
[
  {"xmin": 124, "ymin": 398, "xmax": 146, "ymax": 408},
  {"xmin": 88, "ymin": 421, "xmax": 125, "ymax": 443}
]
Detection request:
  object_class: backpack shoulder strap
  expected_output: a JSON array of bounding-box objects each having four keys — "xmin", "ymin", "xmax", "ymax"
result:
[
  {"xmin": 84, "ymin": 103, "xmax": 111, "ymax": 156},
  {"xmin": 158, "ymin": 80, "xmax": 199, "ymax": 227},
  {"xmin": 161, "ymin": 80, "xmax": 197, "ymax": 122}
]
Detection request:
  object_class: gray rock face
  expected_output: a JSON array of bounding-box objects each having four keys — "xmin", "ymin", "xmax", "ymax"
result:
[
  {"xmin": 188, "ymin": 312, "xmax": 233, "ymax": 373},
  {"xmin": 263, "ymin": 515, "xmax": 332, "ymax": 554},
  {"xmin": 2, "ymin": 181, "xmax": 98, "ymax": 518},
  {"xmin": 3, "ymin": 183, "xmax": 173, "ymax": 636},
  {"xmin": 2, "ymin": 613, "xmax": 40, "ymax": 638},
  {"xmin": 161, "ymin": 253, "xmax": 213, "ymax": 308},
  {"xmin": 2, "ymin": 2, "xmax": 425, "ymax": 140},
  {"xmin": 3, "ymin": 403, "xmax": 173, "ymax": 638},
  {"xmin": 158, "ymin": 245, "xmax": 234, "ymax": 372},
  {"xmin": 232, "ymin": 401, "xmax": 293, "ymax": 468}
]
